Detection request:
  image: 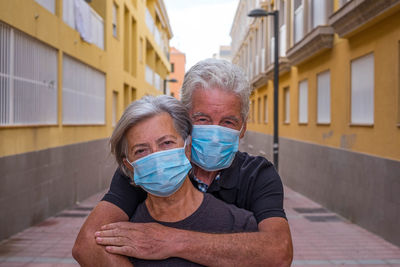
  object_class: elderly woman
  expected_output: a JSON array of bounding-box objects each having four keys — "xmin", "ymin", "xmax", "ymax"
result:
[{"xmin": 108, "ymin": 95, "xmax": 256, "ymax": 266}]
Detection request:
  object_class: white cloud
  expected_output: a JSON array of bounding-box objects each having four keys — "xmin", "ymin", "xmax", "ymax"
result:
[{"xmin": 164, "ymin": 0, "xmax": 239, "ymax": 70}]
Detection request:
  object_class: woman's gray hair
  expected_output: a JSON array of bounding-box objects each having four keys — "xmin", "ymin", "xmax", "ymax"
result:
[
  {"xmin": 180, "ymin": 58, "xmax": 251, "ymax": 121},
  {"xmin": 110, "ymin": 95, "xmax": 192, "ymax": 178}
]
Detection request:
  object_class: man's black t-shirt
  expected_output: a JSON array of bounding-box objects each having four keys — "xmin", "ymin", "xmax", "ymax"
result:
[
  {"xmin": 102, "ymin": 151, "xmax": 286, "ymax": 223},
  {"xmin": 129, "ymin": 193, "xmax": 258, "ymax": 266}
]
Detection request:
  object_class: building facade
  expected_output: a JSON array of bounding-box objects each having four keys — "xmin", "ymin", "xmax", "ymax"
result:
[
  {"xmin": 212, "ymin": 45, "xmax": 232, "ymax": 62},
  {"xmin": 169, "ymin": 46, "xmax": 186, "ymax": 99},
  {"xmin": 0, "ymin": 0, "xmax": 173, "ymax": 240},
  {"xmin": 231, "ymin": 0, "xmax": 400, "ymax": 246}
]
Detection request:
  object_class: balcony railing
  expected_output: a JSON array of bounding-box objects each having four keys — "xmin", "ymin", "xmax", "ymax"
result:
[
  {"xmin": 63, "ymin": 0, "xmax": 104, "ymax": 49},
  {"xmin": 146, "ymin": 65, "xmax": 162, "ymax": 91},
  {"xmin": 146, "ymin": 8, "xmax": 167, "ymax": 58}
]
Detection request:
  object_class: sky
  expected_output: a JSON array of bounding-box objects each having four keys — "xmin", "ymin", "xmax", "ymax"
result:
[{"xmin": 164, "ymin": 0, "xmax": 239, "ymax": 70}]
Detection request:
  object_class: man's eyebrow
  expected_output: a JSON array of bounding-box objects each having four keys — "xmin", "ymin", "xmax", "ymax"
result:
[
  {"xmin": 221, "ymin": 116, "xmax": 240, "ymax": 123},
  {"xmin": 191, "ymin": 112, "xmax": 211, "ymax": 118}
]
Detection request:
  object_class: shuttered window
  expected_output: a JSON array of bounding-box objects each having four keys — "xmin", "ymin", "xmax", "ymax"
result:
[
  {"xmin": 351, "ymin": 53, "xmax": 374, "ymax": 124},
  {"xmin": 298, "ymin": 80, "xmax": 308, "ymax": 123},
  {"xmin": 317, "ymin": 71, "xmax": 331, "ymax": 124},
  {"xmin": 62, "ymin": 55, "xmax": 105, "ymax": 125},
  {"xmin": 0, "ymin": 22, "xmax": 58, "ymax": 126}
]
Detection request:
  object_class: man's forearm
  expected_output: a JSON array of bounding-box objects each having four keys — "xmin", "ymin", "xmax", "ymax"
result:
[
  {"xmin": 172, "ymin": 218, "xmax": 293, "ymax": 267},
  {"xmin": 72, "ymin": 201, "xmax": 132, "ymax": 267}
]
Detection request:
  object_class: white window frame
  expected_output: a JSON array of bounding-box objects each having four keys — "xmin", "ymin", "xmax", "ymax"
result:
[
  {"xmin": 351, "ymin": 53, "xmax": 374, "ymax": 125},
  {"xmin": 293, "ymin": 0, "xmax": 304, "ymax": 43},
  {"xmin": 279, "ymin": 0, "xmax": 286, "ymax": 57},
  {"xmin": 312, "ymin": 0, "xmax": 327, "ymax": 28},
  {"xmin": 298, "ymin": 80, "xmax": 308, "ymax": 124},
  {"xmin": 317, "ymin": 70, "xmax": 331, "ymax": 124}
]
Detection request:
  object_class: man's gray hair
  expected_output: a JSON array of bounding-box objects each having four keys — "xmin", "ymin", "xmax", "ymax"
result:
[
  {"xmin": 110, "ymin": 95, "xmax": 192, "ymax": 177},
  {"xmin": 180, "ymin": 58, "xmax": 251, "ymax": 121}
]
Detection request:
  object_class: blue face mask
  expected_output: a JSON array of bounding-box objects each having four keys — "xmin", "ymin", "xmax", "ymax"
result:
[
  {"xmin": 127, "ymin": 145, "xmax": 192, "ymax": 197},
  {"xmin": 191, "ymin": 125, "xmax": 241, "ymax": 171}
]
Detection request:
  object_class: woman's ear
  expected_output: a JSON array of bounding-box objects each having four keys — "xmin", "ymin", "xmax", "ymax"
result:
[
  {"xmin": 123, "ymin": 158, "xmax": 134, "ymax": 171},
  {"xmin": 185, "ymin": 135, "xmax": 192, "ymax": 160}
]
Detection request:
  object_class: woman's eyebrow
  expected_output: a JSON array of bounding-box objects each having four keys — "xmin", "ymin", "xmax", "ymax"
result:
[
  {"xmin": 132, "ymin": 143, "xmax": 150, "ymax": 149},
  {"xmin": 156, "ymin": 135, "xmax": 178, "ymax": 143}
]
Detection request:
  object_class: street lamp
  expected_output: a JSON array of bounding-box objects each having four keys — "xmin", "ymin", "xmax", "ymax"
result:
[
  {"xmin": 248, "ymin": 8, "xmax": 280, "ymax": 171},
  {"xmin": 163, "ymin": 78, "xmax": 178, "ymax": 95}
]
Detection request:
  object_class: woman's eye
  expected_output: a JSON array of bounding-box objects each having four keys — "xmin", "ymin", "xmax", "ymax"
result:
[
  {"xmin": 162, "ymin": 140, "xmax": 175, "ymax": 146},
  {"xmin": 134, "ymin": 149, "xmax": 147, "ymax": 155}
]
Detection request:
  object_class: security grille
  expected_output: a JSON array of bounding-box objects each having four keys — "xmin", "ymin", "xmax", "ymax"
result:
[
  {"xmin": 62, "ymin": 54, "xmax": 105, "ymax": 125},
  {"xmin": 0, "ymin": 22, "xmax": 58, "ymax": 126}
]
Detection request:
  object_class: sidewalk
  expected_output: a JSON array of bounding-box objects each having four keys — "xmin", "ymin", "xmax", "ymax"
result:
[{"xmin": 0, "ymin": 186, "xmax": 399, "ymax": 267}]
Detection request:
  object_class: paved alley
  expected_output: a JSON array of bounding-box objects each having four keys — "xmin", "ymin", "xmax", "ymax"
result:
[{"xmin": 0, "ymin": 186, "xmax": 399, "ymax": 267}]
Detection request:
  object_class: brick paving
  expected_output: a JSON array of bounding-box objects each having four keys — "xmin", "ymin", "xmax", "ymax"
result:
[{"xmin": 0, "ymin": 186, "xmax": 399, "ymax": 267}]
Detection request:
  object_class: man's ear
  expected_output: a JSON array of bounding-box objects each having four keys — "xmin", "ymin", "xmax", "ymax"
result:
[
  {"xmin": 123, "ymin": 158, "xmax": 134, "ymax": 171},
  {"xmin": 239, "ymin": 121, "xmax": 247, "ymax": 139},
  {"xmin": 185, "ymin": 135, "xmax": 192, "ymax": 160}
]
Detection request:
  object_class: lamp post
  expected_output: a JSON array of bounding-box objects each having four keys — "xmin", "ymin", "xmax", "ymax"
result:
[
  {"xmin": 248, "ymin": 8, "xmax": 280, "ymax": 171},
  {"xmin": 163, "ymin": 78, "xmax": 178, "ymax": 95}
]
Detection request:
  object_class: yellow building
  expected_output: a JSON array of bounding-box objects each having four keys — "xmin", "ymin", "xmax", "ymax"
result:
[
  {"xmin": 231, "ymin": 0, "xmax": 400, "ymax": 246},
  {"xmin": 0, "ymin": 0, "xmax": 173, "ymax": 240}
]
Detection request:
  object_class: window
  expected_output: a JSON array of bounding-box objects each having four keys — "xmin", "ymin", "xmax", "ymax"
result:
[
  {"xmin": 264, "ymin": 95, "xmax": 268, "ymax": 123},
  {"xmin": 257, "ymin": 97, "xmax": 262, "ymax": 123},
  {"xmin": 317, "ymin": 71, "xmax": 331, "ymax": 124},
  {"xmin": 298, "ymin": 80, "xmax": 308, "ymax": 123},
  {"xmin": 124, "ymin": 84, "xmax": 130, "ymax": 108},
  {"xmin": 250, "ymin": 100, "xmax": 255, "ymax": 122},
  {"xmin": 139, "ymin": 37, "xmax": 143, "ymax": 62},
  {"xmin": 351, "ymin": 53, "xmax": 374, "ymax": 124},
  {"xmin": 269, "ymin": 16, "xmax": 275, "ymax": 64},
  {"xmin": 171, "ymin": 63, "xmax": 175, "ymax": 73},
  {"xmin": 123, "ymin": 6, "xmax": 129, "ymax": 72},
  {"xmin": 293, "ymin": 0, "xmax": 304, "ymax": 43},
  {"xmin": 35, "ymin": 0, "xmax": 55, "ymax": 14},
  {"xmin": 0, "ymin": 22, "xmax": 58, "ymax": 126},
  {"xmin": 312, "ymin": 0, "xmax": 327, "ymax": 28},
  {"xmin": 284, "ymin": 87, "xmax": 290, "ymax": 123},
  {"xmin": 62, "ymin": 55, "xmax": 105, "ymax": 124},
  {"xmin": 398, "ymin": 41, "xmax": 400, "ymax": 125},
  {"xmin": 279, "ymin": 0, "xmax": 286, "ymax": 57},
  {"xmin": 112, "ymin": 91, "xmax": 118, "ymax": 127},
  {"xmin": 112, "ymin": 2, "xmax": 119, "ymax": 38}
]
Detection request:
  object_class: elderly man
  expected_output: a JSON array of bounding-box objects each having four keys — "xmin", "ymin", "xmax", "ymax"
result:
[
  {"xmin": 107, "ymin": 95, "xmax": 257, "ymax": 266},
  {"xmin": 73, "ymin": 59, "xmax": 293, "ymax": 266}
]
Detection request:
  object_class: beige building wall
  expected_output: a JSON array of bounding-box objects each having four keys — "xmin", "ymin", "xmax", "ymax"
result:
[
  {"xmin": 169, "ymin": 47, "xmax": 186, "ymax": 99},
  {"xmin": 231, "ymin": 0, "xmax": 400, "ymax": 246},
  {"xmin": 0, "ymin": 0, "xmax": 173, "ymax": 240}
]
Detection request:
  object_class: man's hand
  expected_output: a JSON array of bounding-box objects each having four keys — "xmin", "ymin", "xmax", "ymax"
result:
[
  {"xmin": 95, "ymin": 217, "xmax": 293, "ymax": 267},
  {"xmin": 72, "ymin": 201, "xmax": 132, "ymax": 267},
  {"xmin": 95, "ymin": 222, "xmax": 180, "ymax": 260}
]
